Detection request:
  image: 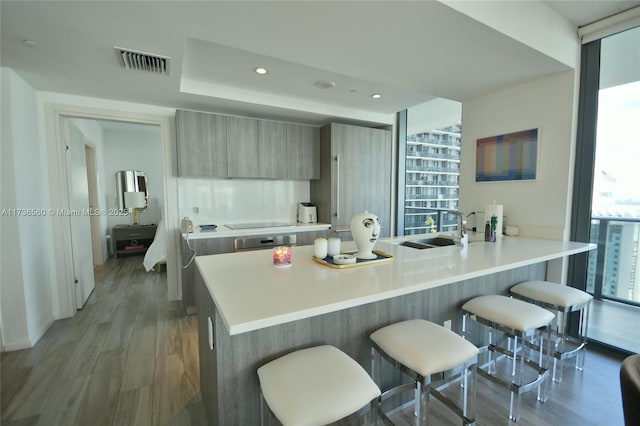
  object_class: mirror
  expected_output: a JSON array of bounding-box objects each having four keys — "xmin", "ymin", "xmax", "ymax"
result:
[{"xmin": 115, "ymin": 170, "xmax": 148, "ymax": 211}]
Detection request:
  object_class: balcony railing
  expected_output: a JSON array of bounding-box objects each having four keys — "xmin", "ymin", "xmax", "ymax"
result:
[
  {"xmin": 587, "ymin": 217, "xmax": 640, "ymax": 307},
  {"xmin": 406, "ymin": 166, "xmax": 460, "ymax": 173},
  {"xmin": 405, "ymin": 180, "xmax": 459, "ymax": 187},
  {"xmin": 403, "ymin": 208, "xmax": 461, "ymax": 234},
  {"xmin": 406, "ymin": 137, "xmax": 460, "ymax": 147},
  {"xmin": 406, "ymin": 150, "xmax": 460, "ymax": 160}
]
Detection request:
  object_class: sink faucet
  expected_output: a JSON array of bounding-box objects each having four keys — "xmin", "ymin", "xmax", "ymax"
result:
[{"xmin": 447, "ymin": 210, "xmax": 468, "ymax": 245}]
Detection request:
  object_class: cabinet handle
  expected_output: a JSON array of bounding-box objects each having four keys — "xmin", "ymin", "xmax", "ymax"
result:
[
  {"xmin": 207, "ymin": 316, "xmax": 214, "ymax": 351},
  {"xmin": 334, "ymin": 155, "xmax": 339, "ymax": 218},
  {"xmin": 129, "ymin": 233, "xmax": 142, "ymax": 237},
  {"xmin": 334, "ymin": 228, "xmax": 351, "ymax": 233}
]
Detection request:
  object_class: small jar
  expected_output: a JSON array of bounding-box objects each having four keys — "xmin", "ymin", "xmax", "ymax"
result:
[{"xmin": 272, "ymin": 246, "xmax": 292, "ymax": 267}]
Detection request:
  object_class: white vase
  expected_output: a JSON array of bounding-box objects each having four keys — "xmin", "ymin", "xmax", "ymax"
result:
[{"xmin": 350, "ymin": 211, "xmax": 380, "ymax": 259}]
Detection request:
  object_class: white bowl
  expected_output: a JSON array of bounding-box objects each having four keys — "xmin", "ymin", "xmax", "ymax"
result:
[{"xmin": 333, "ymin": 254, "xmax": 356, "ymax": 265}]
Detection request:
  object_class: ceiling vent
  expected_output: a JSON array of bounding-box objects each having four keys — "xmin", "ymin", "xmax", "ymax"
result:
[{"xmin": 115, "ymin": 47, "xmax": 170, "ymax": 75}]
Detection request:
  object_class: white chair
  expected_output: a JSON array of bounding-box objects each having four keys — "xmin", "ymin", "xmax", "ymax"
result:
[
  {"xmin": 510, "ymin": 280, "xmax": 592, "ymax": 382},
  {"xmin": 370, "ymin": 319, "xmax": 479, "ymax": 425},
  {"xmin": 461, "ymin": 295, "xmax": 554, "ymax": 422},
  {"xmin": 257, "ymin": 345, "xmax": 381, "ymax": 425}
]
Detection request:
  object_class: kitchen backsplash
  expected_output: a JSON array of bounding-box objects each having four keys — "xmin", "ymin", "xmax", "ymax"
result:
[{"xmin": 178, "ymin": 178, "xmax": 310, "ymax": 225}]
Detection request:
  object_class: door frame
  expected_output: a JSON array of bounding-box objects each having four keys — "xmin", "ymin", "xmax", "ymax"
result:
[
  {"xmin": 45, "ymin": 103, "xmax": 177, "ymax": 319},
  {"xmin": 84, "ymin": 143, "xmax": 104, "ymax": 267}
]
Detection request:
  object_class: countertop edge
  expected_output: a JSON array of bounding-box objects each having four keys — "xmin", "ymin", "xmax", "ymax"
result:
[
  {"xmin": 224, "ymin": 244, "xmax": 595, "ymax": 335},
  {"xmin": 197, "ymin": 238, "xmax": 596, "ymax": 336},
  {"xmin": 185, "ymin": 223, "xmax": 331, "ymax": 239}
]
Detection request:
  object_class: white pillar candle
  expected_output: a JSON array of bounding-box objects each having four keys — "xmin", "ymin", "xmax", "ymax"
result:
[
  {"xmin": 314, "ymin": 238, "xmax": 328, "ymax": 259},
  {"xmin": 327, "ymin": 237, "xmax": 341, "ymax": 256}
]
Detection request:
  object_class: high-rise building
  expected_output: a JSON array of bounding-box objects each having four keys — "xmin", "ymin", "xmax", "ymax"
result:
[
  {"xmin": 589, "ymin": 220, "xmax": 640, "ymax": 302},
  {"xmin": 403, "ymin": 123, "xmax": 461, "ymax": 235}
]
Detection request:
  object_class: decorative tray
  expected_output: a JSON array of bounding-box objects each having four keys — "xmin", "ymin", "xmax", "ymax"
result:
[{"xmin": 312, "ymin": 250, "xmax": 393, "ymax": 269}]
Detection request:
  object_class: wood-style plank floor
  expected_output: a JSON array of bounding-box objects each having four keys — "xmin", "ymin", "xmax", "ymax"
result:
[
  {"xmin": 1, "ymin": 256, "xmax": 206, "ymax": 426},
  {"xmin": 1, "ymin": 256, "xmax": 628, "ymax": 426}
]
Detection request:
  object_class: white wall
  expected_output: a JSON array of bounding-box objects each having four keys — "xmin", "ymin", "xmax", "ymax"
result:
[
  {"xmin": 178, "ymin": 178, "xmax": 310, "ymax": 226},
  {"xmin": 102, "ymin": 125, "xmax": 164, "ymax": 230},
  {"xmin": 0, "ymin": 68, "xmax": 54, "ymax": 350},
  {"xmin": 460, "ymin": 71, "xmax": 576, "ymax": 241}
]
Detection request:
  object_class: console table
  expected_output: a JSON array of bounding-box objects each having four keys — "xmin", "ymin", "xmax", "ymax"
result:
[{"xmin": 112, "ymin": 224, "xmax": 157, "ymax": 257}]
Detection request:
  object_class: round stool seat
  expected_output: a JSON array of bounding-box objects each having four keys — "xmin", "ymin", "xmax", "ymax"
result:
[
  {"xmin": 510, "ymin": 280, "xmax": 593, "ymax": 308},
  {"xmin": 257, "ymin": 345, "xmax": 380, "ymax": 425},
  {"xmin": 462, "ymin": 295, "xmax": 554, "ymax": 332},
  {"xmin": 370, "ymin": 319, "xmax": 479, "ymax": 376}
]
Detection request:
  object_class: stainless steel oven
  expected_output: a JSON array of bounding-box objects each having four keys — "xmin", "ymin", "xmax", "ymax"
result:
[{"xmin": 234, "ymin": 234, "xmax": 296, "ymax": 252}]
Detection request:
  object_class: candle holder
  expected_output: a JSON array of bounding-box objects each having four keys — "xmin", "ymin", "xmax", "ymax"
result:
[{"xmin": 272, "ymin": 246, "xmax": 292, "ymax": 267}]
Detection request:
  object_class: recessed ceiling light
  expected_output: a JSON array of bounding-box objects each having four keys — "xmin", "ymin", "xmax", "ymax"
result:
[
  {"xmin": 255, "ymin": 67, "xmax": 268, "ymax": 75},
  {"xmin": 314, "ymin": 80, "xmax": 336, "ymax": 89},
  {"xmin": 23, "ymin": 40, "xmax": 38, "ymax": 47},
  {"xmin": 371, "ymin": 93, "xmax": 382, "ymax": 99}
]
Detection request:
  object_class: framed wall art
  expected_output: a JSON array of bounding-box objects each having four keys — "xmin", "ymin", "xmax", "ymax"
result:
[{"xmin": 475, "ymin": 128, "xmax": 538, "ymax": 182}]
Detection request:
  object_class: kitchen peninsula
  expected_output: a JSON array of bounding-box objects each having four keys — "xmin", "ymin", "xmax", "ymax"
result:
[{"xmin": 194, "ymin": 236, "xmax": 594, "ymax": 425}]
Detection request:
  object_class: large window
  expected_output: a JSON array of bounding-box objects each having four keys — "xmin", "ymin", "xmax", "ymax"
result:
[
  {"xmin": 586, "ymin": 27, "xmax": 640, "ymax": 305},
  {"xmin": 398, "ymin": 98, "xmax": 462, "ymax": 236},
  {"xmin": 571, "ymin": 24, "xmax": 640, "ymax": 354}
]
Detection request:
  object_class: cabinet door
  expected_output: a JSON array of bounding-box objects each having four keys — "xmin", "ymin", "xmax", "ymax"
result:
[
  {"xmin": 182, "ymin": 237, "xmax": 234, "ymax": 314},
  {"xmin": 363, "ymin": 127, "xmax": 392, "ymax": 237},
  {"xmin": 296, "ymin": 230, "xmax": 330, "ymax": 246},
  {"xmin": 176, "ymin": 110, "xmax": 227, "ymax": 177},
  {"xmin": 287, "ymin": 124, "xmax": 320, "ymax": 180},
  {"xmin": 196, "ymin": 273, "xmax": 218, "ymax": 425},
  {"xmin": 227, "ymin": 116, "xmax": 259, "ymax": 178},
  {"xmin": 258, "ymin": 120, "xmax": 287, "ymax": 179},
  {"xmin": 333, "ymin": 124, "xmax": 391, "ymax": 237}
]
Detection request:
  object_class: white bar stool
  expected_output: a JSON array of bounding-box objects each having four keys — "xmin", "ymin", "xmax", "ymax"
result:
[
  {"xmin": 510, "ymin": 280, "xmax": 593, "ymax": 382},
  {"xmin": 369, "ymin": 319, "xmax": 479, "ymax": 425},
  {"xmin": 257, "ymin": 345, "xmax": 381, "ymax": 425},
  {"xmin": 461, "ymin": 295, "xmax": 554, "ymax": 422}
]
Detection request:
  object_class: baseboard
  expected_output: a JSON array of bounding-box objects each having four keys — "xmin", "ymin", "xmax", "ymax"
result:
[
  {"xmin": 29, "ymin": 315, "xmax": 54, "ymax": 347},
  {"xmin": 1, "ymin": 315, "xmax": 54, "ymax": 352}
]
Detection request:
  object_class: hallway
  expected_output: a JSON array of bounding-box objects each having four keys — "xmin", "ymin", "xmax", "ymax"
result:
[{"xmin": 1, "ymin": 257, "xmax": 205, "ymax": 426}]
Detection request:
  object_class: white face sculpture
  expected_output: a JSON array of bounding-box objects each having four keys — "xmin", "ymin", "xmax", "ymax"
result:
[{"xmin": 351, "ymin": 211, "xmax": 381, "ymax": 259}]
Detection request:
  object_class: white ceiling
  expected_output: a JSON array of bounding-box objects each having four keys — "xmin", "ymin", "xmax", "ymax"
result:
[{"xmin": 1, "ymin": 1, "xmax": 639, "ymax": 126}]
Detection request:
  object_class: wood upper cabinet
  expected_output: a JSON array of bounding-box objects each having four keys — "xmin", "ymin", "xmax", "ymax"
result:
[
  {"xmin": 227, "ymin": 116, "xmax": 259, "ymax": 178},
  {"xmin": 258, "ymin": 120, "xmax": 287, "ymax": 179},
  {"xmin": 287, "ymin": 124, "xmax": 320, "ymax": 180},
  {"xmin": 310, "ymin": 122, "xmax": 392, "ymax": 238},
  {"xmin": 176, "ymin": 109, "xmax": 320, "ymax": 180},
  {"xmin": 176, "ymin": 109, "xmax": 227, "ymax": 177}
]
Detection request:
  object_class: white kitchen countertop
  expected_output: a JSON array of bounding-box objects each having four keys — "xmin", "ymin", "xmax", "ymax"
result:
[
  {"xmin": 195, "ymin": 235, "xmax": 596, "ymax": 335},
  {"xmin": 185, "ymin": 222, "xmax": 331, "ymax": 240}
]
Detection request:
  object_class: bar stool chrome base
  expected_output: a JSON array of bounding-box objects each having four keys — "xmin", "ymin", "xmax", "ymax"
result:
[
  {"xmin": 462, "ymin": 295, "xmax": 554, "ymax": 422},
  {"xmin": 370, "ymin": 319, "xmax": 479, "ymax": 425},
  {"xmin": 510, "ymin": 280, "xmax": 593, "ymax": 383}
]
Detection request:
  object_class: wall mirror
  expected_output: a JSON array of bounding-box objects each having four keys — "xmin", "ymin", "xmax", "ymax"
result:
[{"xmin": 115, "ymin": 170, "xmax": 148, "ymax": 211}]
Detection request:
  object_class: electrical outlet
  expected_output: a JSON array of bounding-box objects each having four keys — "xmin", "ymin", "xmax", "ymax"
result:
[{"xmin": 443, "ymin": 319, "xmax": 452, "ymax": 330}]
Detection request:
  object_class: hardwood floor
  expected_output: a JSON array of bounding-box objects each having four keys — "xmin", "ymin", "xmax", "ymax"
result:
[
  {"xmin": 385, "ymin": 347, "xmax": 626, "ymax": 426},
  {"xmin": 589, "ymin": 299, "xmax": 640, "ymax": 354},
  {"xmin": 1, "ymin": 257, "xmax": 206, "ymax": 426},
  {"xmin": 1, "ymin": 256, "xmax": 628, "ymax": 426}
]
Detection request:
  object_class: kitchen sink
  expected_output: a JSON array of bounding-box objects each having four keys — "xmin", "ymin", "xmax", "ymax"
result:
[{"xmin": 399, "ymin": 237, "xmax": 457, "ymax": 249}]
